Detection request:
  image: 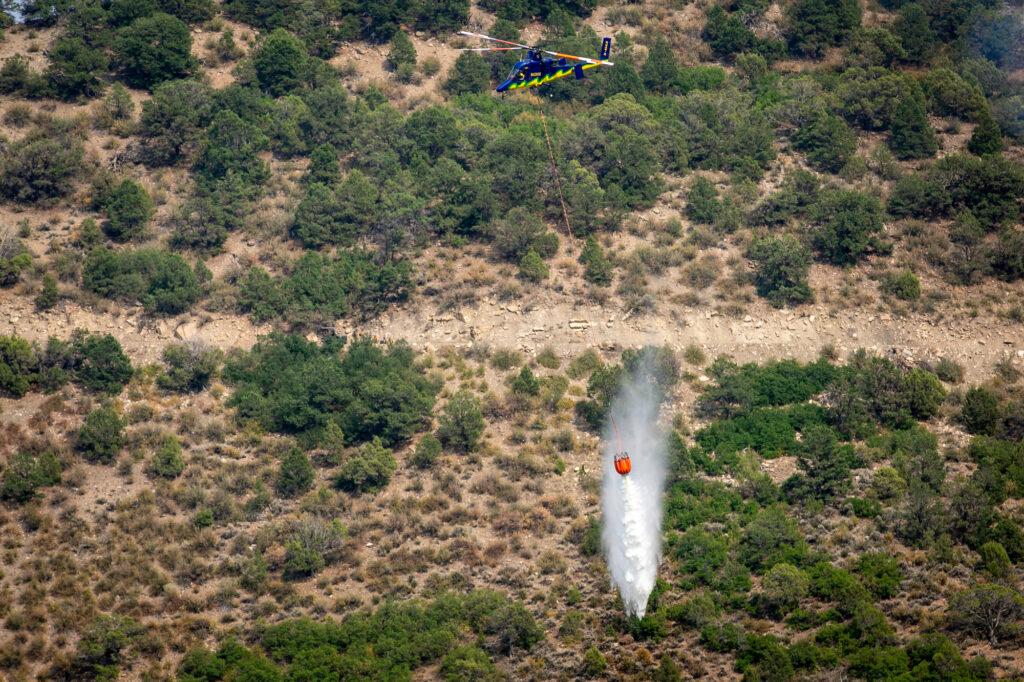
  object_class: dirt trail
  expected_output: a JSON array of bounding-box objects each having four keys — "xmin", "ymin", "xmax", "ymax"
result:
[{"xmin": 3, "ymin": 290, "xmax": 1020, "ymax": 382}]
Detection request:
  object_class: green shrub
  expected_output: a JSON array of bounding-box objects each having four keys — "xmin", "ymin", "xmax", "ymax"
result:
[
  {"xmin": 115, "ymin": 13, "xmax": 195, "ymax": 89},
  {"xmin": 700, "ymin": 357, "xmax": 836, "ymax": 418},
  {"xmin": 83, "ymin": 248, "xmax": 201, "ymax": 315},
  {"xmin": 811, "ymin": 190, "xmax": 884, "ymax": 266},
  {"xmin": 194, "ymin": 110, "xmax": 270, "ymax": 192},
  {"xmin": 703, "ymin": 7, "xmax": 755, "ymax": 60},
  {"xmin": 0, "ymin": 335, "xmax": 36, "ymax": 397},
  {"xmin": 252, "ymin": 28, "xmax": 308, "ymax": 96},
  {"xmin": 667, "ymin": 593, "xmax": 720, "ymax": 629},
  {"xmin": 437, "ymin": 390, "xmax": 485, "ymax": 453},
  {"xmin": 687, "ymin": 176, "xmax": 720, "ymax": 224},
  {"xmin": 922, "ymin": 68, "xmax": 986, "ymax": 120},
  {"xmin": 786, "ymin": 0, "xmax": 860, "ymax": 56},
  {"xmin": 871, "ymin": 466, "xmax": 907, "ymax": 501},
  {"xmin": 440, "ymin": 645, "xmax": 501, "ymax": 681},
  {"xmin": 848, "ymin": 646, "xmax": 910, "ymax": 680},
  {"xmin": 35, "ymin": 274, "xmax": 60, "ymax": 311},
  {"xmin": 511, "ymin": 366, "xmax": 540, "ymax": 396},
  {"xmin": 62, "ymin": 614, "xmax": 145, "ymax": 680},
  {"xmin": 77, "ymin": 405, "xmax": 125, "ymax": 464},
  {"xmin": 0, "ymin": 129, "xmax": 84, "ymax": 204},
  {"xmin": 889, "ymin": 92, "xmax": 938, "ymax": 160},
  {"xmin": 748, "ymin": 235, "xmax": 813, "ymax": 307},
  {"xmin": 760, "ymin": 563, "xmax": 810, "ymax": 615},
  {"xmin": 0, "ymin": 233, "xmax": 32, "ymax": 287},
  {"xmin": 518, "ymin": 249, "xmax": 549, "ymax": 282},
  {"xmin": 490, "ymin": 207, "xmax": 547, "ymax": 262},
  {"xmin": 411, "ymin": 433, "xmax": 442, "ymax": 469},
  {"xmin": 960, "ymin": 386, "xmax": 1002, "ymax": 435},
  {"xmin": 181, "ymin": 589, "xmax": 531, "ymax": 679},
  {"xmin": 700, "ymin": 622, "xmax": 745, "ymax": 652},
  {"xmin": 334, "ymin": 438, "xmax": 396, "ymax": 493},
  {"xmin": 968, "ymin": 110, "xmax": 1003, "ymax": 156},
  {"xmin": 697, "ymin": 403, "xmax": 828, "ymax": 460},
  {"xmin": 881, "ymin": 270, "xmax": 921, "ymax": 300},
  {"xmin": 580, "ymin": 646, "xmax": 607, "ymax": 677},
  {"xmin": 888, "ymin": 154, "xmax": 1024, "ymax": 229},
  {"xmin": 139, "ymin": 79, "xmax": 216, "ymax": 166},
  {"xmin": 579, "ymin": 236, "xmax": 613, "ymax": 286},
  {"xmin": 45, "ymin": 36, "xmax": 109, "ymax": 100},
  {"xmin": 793, "ymin": 113, "xmax": 857, "ymax": 173},
  {"xmin": 226, "ymin": 335, "xmax": 436, "ymax": 448},
  {"xmin": 70, "ymin": 332, "xmax": 134, "ymax": 394},
  {"xmin": 387, "ymin": 31, "xmax": 417, "ymax": 72},
  {"xmin": 948, "ymin": 584, "xmax": 1024, "ymax": 645},
  {"xmin": 895, "ymin": 4, "xmax": 936, "ymax": 63},
  {"xmin": 0, "ymin": 450, "xmax": 61, "ymax": 503},
  {"xmin": 305, "ymin": 144, "xmax": 340, "ymax": 186},
  {"xmin": 157, "ymin": 342, "xmax": 221, "ymax": 393},
  {"xmin": 808, "ymin": 562, "xmax": 869, "ymax": 612},
  {"xmin": 829, "ymin": 353, "xmax": 944, "ymax": 437},
  {"xmin": 789, "ymin": 424, "xmax": 853, "ymax": 501},
  {"xmin": 103, "ymin": 180, "xmax": 155, "ymax": 242},
  {"xmin": 676, "ymin": 89, "xmax": 774, "ymax": 178},
  {"xmin": 238, "ymin": 251, "xmax": 412, "ymax": 323},
  {"xmin": 850, "ymin": 497, "xmax": 882, "ymax": 518},
  {"xmin": 149, "ymin": 435, "xmax": 185, "ymax": 479},
  {"xmin": 277, "ymin": 447, "xmax": 314, "ymax": 498},
  {"xmin": 445, "ymin": 53, "xmax": 490, "ymax": 95},
  {"xmin": 738, "ymin": 506, "xmax": 807, "ymax": 572},
  {"xmin": 979, "ymin": 541, "xmax": 1012, "ymax": 581},
  {"xmin": 855, "ymin": 552, "xmax": 902, "ymax": 598}
]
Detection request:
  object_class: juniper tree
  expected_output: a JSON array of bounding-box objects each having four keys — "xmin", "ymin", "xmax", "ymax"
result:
[{"xmin": 889, "ymin": 93, "xmax": 938, "ymax": 159}]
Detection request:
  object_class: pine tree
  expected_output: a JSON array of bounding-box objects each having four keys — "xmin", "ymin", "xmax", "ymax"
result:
[
  {"xmin": 889, "ymin": 94, "xmax": 937, "ymax": 160},
  {"xmin": 793, "ymin": 113, "xmax": 856, "ymax": 173},
  {"xmin": 35, "ymin": 274, "xmax": 59, "ymax": 311},
  {"xmin": 686, "ymin": 176, "xmax": 720, "ymax": 224},
  {"xmin": 894, "ymin": 4, "xmax": 935, "ymax": 64},
  {"xmin": 580, "ymin": 236, "xmax": 613, "ymax": 286},
  {"xmin": 518, "ymin": 249, "xmax": 549, "ymax": 282},
  {"xmin": 277, "ymin": 447, "xmax": 314, "ymax": 497},
  {"xmin": 641, "ymin": 37, "xmax": 679, "ymax": 93},
  {"xmin": 150, "ymin": 436, "xmax": 185, "ymax": 479},
  {"xmin": 305, "ymin": 144, "xmax": 340, "ymax": 186},
  {"xmin": 794, "ymin": 425, "xmax": 852, "ymax": 500},
  {"xmin": 387, "ymin": 31, "xmax": 417, "ymax": 71},
  {"xmin": 322, "ymin": 421, "xmax": 345, "ymax": 464},
  {"xmin": 968, "ymin": 110, "xmax": 1003, "ymax": 156}
]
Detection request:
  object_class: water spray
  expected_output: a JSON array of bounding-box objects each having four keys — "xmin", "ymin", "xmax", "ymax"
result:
[{"xmin": 601, "ymin": 355, "xmax": 668, "ymax": 619}]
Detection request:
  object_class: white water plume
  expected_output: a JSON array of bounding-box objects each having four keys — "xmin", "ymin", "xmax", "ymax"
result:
[{"xmin": 601, "ymin": 356, "xmax": 668, "ymax": 619}]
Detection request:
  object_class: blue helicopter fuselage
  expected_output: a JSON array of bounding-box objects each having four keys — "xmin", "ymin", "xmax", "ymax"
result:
[{"xmin": 496, "ymin": 52, "xmax": 595, "ymax": 92}]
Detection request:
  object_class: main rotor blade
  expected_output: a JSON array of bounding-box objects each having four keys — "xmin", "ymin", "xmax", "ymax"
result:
[
  {"xmin": 458, "ymin": 30, "xmax": 532, "ymax": 50},
  {"xmin": 541, "ymin": 49, "xmax": 614, "ymax": 66},
  {"xmin": 457, "ymin": 47, "xmax": 526, "ymax": 52}
]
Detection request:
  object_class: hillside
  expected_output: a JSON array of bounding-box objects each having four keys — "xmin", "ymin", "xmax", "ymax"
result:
[{"xmin": 0, "ymin": 0, "xmax": 1023, "ymax": 680}]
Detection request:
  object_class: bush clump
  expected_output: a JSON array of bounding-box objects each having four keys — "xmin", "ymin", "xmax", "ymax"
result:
[
  {"xmin": 77, "ymin": 405, "xmax": 125, "ymax": 464},
  {"xmin": 149, "ymin": 435, "xmax": 185, "ymax": 479},
  {"xmin": 334, "ymin": 438, "xmax": 397, "ymax": 493},
  {"xmin": 83, "ymin": 248, "xmax": 201, "ymax": 315},
  {"xmin": 157, "ymin": 342, "xmax": 221, "ymax": 393},
  {"xmin": 277, "ymin": 447, "xmax": 315, "ymax": 497},
  {"xmin": 0, "ymin": 450, "xmax": 61, "ymax": 503},
  {"xmin": 227, "ymin": 334, "xmax": 437, "ymax": 448},
  {"xmin": 437, "ymin": 390, "xmax": 485, "ymax": 453},
  {"xmin": 103, "ymin": 180, "xmax": 155, "ymax": 242},
  {"xmin": 748, "ymin": 235, "xmax": 813, "ymax": 307},
  {"xmin": 881, "ymin": 270, "xmax": 921, "ymax": 301}
]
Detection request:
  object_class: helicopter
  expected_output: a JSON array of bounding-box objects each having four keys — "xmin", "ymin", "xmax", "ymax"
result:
[{"xmin": 458, "ymin": 31, "xmax": 614, "ymax": 93}]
